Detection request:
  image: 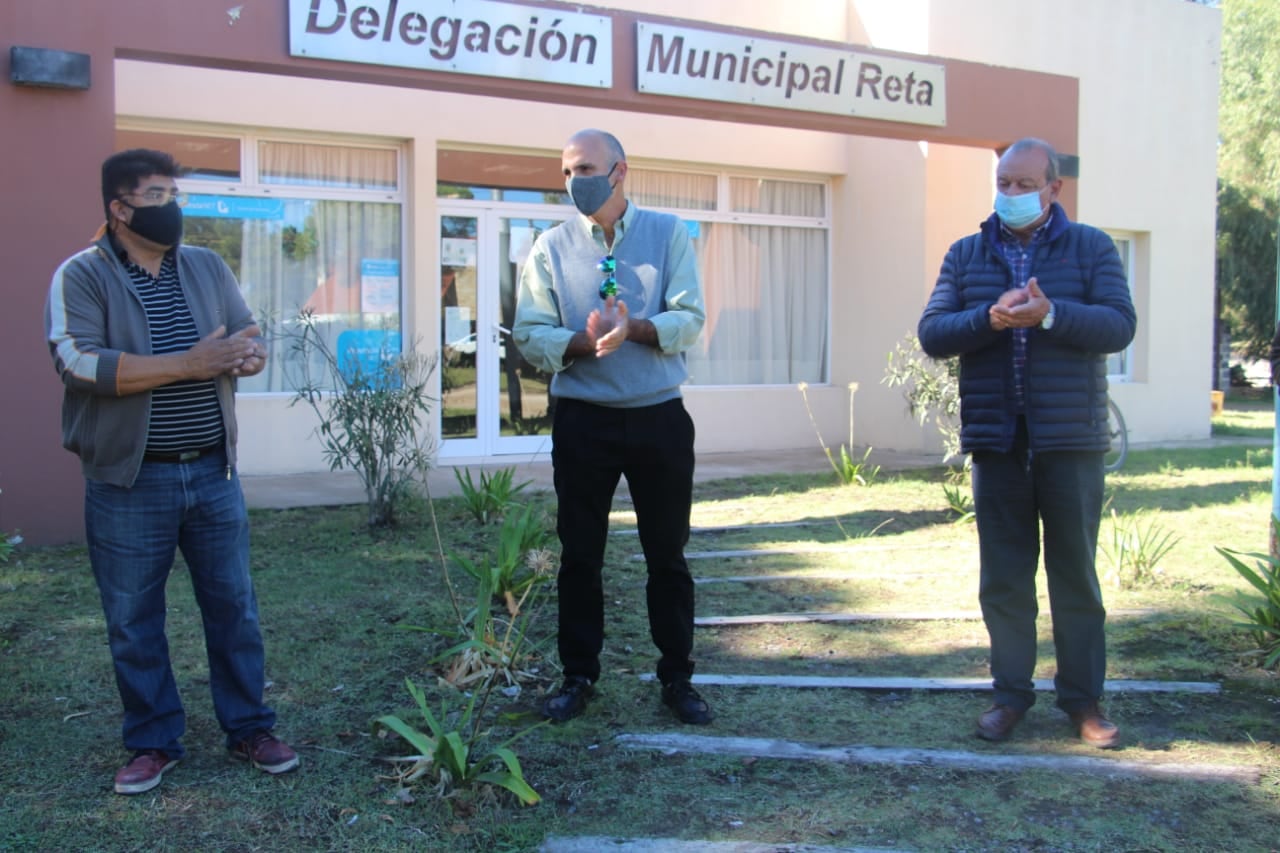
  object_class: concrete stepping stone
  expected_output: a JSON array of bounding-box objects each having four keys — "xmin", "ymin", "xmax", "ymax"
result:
[
  {"xmin": 695, "ymin": 608, "xmax": 1153, "ymax": 626},
  {"xmin": 612, "ymin": 520, "xmax": 824, "ymax": 536},
  {"xmin": 693, "ymin": 571, "xmax": 950, "ymax": 584},
  {"xmin": 542, "ymin": 837, "xmax": 906, "ymax": 852},
  {"xmin": 637, "ymin": 673, "xmax": 1220, "ymax": 694},
  {"xmin": 615, "ymin": 732, "xmax": 1259, "ymax": 784},
  {"xmin": 631, "ymin": 542, "xmax": 975, "ymax": 561}
]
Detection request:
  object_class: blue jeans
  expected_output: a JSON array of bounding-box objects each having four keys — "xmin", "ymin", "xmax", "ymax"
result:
[{"xmin": 85, "ymin": 450, "xmax": 275, "ymax": 757}]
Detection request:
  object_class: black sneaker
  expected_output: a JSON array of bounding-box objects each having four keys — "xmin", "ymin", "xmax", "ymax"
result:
[
  {"xmin": 662, "ymin": 679, "xmax": 713, "ymax": 725},
  {"xmin": 543, "ymin": 676, "xmax": 594, "ymax": 722}
]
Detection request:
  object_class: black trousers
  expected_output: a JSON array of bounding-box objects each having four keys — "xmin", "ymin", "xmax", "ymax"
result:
[
  {"xmin": 550, "ymin": 397, "xmax": 696, "ymax": 686},
  {"xmin": 970, "ymin": 418, "xmax": 1107, "ymax": 713}
]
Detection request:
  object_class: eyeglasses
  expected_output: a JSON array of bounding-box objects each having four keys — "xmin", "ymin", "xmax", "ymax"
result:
[
  {"xmin": 122, "ymin": 189, "xmax": 189, "ymax": 207},
  {"xmin": 598, "ymin": 255, "xmax": 617, "ymax": 299}
]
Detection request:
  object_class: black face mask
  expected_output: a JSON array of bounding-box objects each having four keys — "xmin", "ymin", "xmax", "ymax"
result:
[{"xmin": 121, "ymin": 200, "xmax": 184, "ymax": 247}]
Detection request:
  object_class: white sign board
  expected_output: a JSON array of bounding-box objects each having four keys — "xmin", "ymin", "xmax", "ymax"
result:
[
  {"xmin": 290, "ymin": 0, "xmax": 613, "ymax": 88},
  {"xmin": 636, "ymin": 23, "xmax": 945, "ymax": 127}
]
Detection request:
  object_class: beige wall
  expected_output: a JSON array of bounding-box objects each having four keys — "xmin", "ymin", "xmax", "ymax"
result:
[
  {"xmin": 922, "ymin": 0, "xmax": 1222, "ymax": 442},
  {"xmin": 115, "ymin": 0, "xmax": 1219, "ymax": 474},
  {"xmin": 115, "ymin": 59, "xmax": 853, "ymax": 471}
]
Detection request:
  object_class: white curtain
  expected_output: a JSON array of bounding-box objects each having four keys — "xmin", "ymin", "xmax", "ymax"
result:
[
  {"xmin": 627, "ymin": 169, "xmax": 829, "ymax": 385},
  {"xmin": 628, "ymin": 169, "xmax": 717, "ymax": 210},
  {"xmin": 259, "ymin": 141, "xmax": 397, "ymax": 189},
  {"xmin": 688, "ymin": 223, "xmax": 828, "ymax": 385},
  {"xmin": 730, "ymin": 177, "xmax": 824, "ymax": 216}
]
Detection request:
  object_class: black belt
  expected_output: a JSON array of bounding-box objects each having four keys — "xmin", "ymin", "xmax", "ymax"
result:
[{"xmin": 142, "ymin": 445, "xmax": 222, "ymax": 464}]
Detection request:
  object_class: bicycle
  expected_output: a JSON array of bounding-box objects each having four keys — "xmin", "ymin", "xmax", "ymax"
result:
[{"xmin": 1104, "ymin": 396, "xmax": 1128, "ymax": 473}]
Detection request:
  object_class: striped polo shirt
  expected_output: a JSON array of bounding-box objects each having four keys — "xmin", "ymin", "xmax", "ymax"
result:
[{"xmin": 116, "ymin": 244, "xmax": 225, "ymax": 454}]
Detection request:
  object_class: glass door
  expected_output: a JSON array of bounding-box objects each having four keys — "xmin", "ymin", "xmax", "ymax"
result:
[
  {"xmin": 439, "ymin": 207, "xmax": 561, "ymax": 458},
  {"xmin": 440, "ymin": 213, "xmax": 480, "ymax": 448}
]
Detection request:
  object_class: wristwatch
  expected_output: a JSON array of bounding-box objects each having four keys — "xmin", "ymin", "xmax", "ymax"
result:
[{"xmin": 1040, "ymin": 300, "xmax": 1056, "ymax": 330}]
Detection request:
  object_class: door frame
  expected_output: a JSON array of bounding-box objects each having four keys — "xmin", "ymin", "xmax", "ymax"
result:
[{"xmin": 437, "ymin": 201, "xmax": 570, "ymax": 460}]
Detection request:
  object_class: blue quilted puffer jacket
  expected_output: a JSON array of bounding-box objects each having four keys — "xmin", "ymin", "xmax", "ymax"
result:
[{"xmin": 918, "ymin": 204, "xmax": 1137, "ymax": 454}]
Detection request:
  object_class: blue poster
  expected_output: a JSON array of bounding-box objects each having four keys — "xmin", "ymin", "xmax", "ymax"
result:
[
  {"xmin": 184, "ymin": 194, "xmax": 286, "ymax": 220},
  {"xmin": 335, "ymin": 329, "xmax": 403, "ymax": 389}
]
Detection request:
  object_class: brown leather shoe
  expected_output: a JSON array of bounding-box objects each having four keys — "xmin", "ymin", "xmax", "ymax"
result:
[
  {"xmin": 976, "ymin": 704, "xmax": 1025, "ymax": 741},
  {"xmin": 114, "ymin": 750, "xmax": 179, "ymax": 795},
  {"xmin": 1067, "ymin": 703, "xmax": 1120, "ymax": 749},
  {"xmin": 229, "ymin": 730, "xmax": 300, "ymax": 774}
]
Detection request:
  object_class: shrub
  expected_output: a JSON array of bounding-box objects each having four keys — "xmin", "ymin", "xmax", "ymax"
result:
[
  {"xmin": 1100, "ymin": 506, "xmax": 1180, "ymax": 589},
  {"xmin": 284, "ymin": 312, "xmax": 437, "ymax": 528},
  {"xmin": 373, "ymin": 677, "xmax": 542, "ymax": 806},
  {"xmin": 1217, "ymin": 517, "xmax": 1280, "ymax": 668},
  {"xmin": 454, "ymin": 467, "xmax": 531, "ymax": 525},
  {"xmin": 883, "ymin": 332, "xmax": 961, "ymax": 464}
]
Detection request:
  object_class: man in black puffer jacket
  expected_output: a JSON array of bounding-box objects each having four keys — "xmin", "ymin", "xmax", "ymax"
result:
[{"xmin": 919, "ymin": 138, "xmax": 1137, "ymax": 749}]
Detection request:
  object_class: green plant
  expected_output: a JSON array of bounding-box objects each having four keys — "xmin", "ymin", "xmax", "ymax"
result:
[
  {"xmin": 1217, "ymin": 517, "xmax": 1280, "ymax": 668},
  {"xmin": 506, "ymin": 415, "xmax": 551, "ymax": 436},
  {"xmin": 454, "ymin": 504, "xmax": 554, "ymax": 612},
  {"xmin": 407, "ymin": 494, "xmax": 556, "ymax": 690},
  {"xmin": 433, "ymin": 543, "xmax": 555, "ymax": 688},
  {"xmin": 940, "ymin": 467, "xmax": 975, "ymax": 523},
  {"xmin": 285, "ymin": 312, "xmax": 437, "ymax": 528},
  {"xmin": 1100, "ymin": 506, "xmax": 1181, "ymax": 589},
  {"xmin": 830, "ymin": 445, "xmax": 882, "ymax": 487},
  {"xmin": 454, "ymin": 466, "xmax": 531, "ymax": 524},
  {"xmin": 372, "ymin": 677, "xmax": 542, "ymax": 805},
  {"xmin": 883, "ymin": 332, "xmax": 962, "ymax": 464},
  {"xmin": 796, "ymin": 381, "xmax": 878, "ymax": 486}
]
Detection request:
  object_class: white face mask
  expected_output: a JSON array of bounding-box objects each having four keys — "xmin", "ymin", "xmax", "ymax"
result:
[{"xmin": 994, "ymin": 187, "xmax": 1049, "ymax": 229}]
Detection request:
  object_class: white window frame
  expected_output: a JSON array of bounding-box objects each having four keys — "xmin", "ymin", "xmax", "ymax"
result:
[
  {"xmin": 1105, "ymin": 231, "xmax": 1136, "ymax": 383},
  {"xmin": 115, "ymin": 122, "xmax": 408, "ymax": 396}
]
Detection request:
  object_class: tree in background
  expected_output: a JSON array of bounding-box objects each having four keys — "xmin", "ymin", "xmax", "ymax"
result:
[{"xmin": 1217, "ymin": 0, "xmax": 1280, "ymax": 359}]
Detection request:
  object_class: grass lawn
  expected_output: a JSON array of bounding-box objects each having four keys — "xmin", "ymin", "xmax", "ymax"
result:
[
  {"xmin": 1214, "ymin": 385, "xmax": 1276, "ymax": 438},
  {"xmin": 3, "ymin": 429, "xmax": 1280, "ymax": 851}
]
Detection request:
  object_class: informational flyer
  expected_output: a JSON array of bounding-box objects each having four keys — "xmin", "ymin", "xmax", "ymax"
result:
[
  {"xmin": 360, "ymin": 258, "xmax": 400, "ymax": 314},
  {"xmin": 441, "ymin": 237, "xmax": 477, "ymax": 268},
  {"xmin": 445, "ymin": 306, "xmax": 472, "ymax": 350}
]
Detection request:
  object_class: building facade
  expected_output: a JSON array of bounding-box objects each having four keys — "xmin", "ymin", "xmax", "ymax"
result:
[{"xmin": 1, "ymin": 0, "xmax": 1220, "ymax": 542}]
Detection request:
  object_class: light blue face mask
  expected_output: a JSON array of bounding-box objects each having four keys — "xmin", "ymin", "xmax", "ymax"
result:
[
  {"xmin": 566, "ymin": 161, "xmax": 618, "ymax": 216},
  {"xmin": 994, "ymin": 187, "xmax": 1048, "ymax": 229}
]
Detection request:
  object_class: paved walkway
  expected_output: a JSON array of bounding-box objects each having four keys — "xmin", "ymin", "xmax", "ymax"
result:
[
  {"xmin": 239, "ymin": 437, "xmax": 1265, "ymax": 511},
  {"xmin": 239, "ymin": 446, "xmax": 937, "ymax": 510}
]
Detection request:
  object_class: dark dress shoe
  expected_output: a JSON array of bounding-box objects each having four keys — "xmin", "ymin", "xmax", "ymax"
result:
[
  {"xmin": 543, "ymin": 677, "xmax": 594, "ymax": 722},
  {"xmin": 662, "ymin": 679, "xmax": 713, "ymax": 725},
  {"xmin": 1068, "ymin": 702, "xmax": 1120, "ymax": 749},
  {"xmin": 976, "ymin": 703, "xmax": 1025, "ymax": 741}
]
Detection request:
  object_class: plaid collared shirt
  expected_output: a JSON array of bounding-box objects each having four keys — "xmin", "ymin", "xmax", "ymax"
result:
[{"xmin": 996, "ymin": 212, "xmax": 1053, "ymax": 412}]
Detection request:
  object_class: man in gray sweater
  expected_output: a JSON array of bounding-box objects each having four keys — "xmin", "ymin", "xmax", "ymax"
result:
[
  {"xmin": 46, "ymin": 149, "xmax": 297, "ymax": 794},
  {"xmin": 514, "ymin": 129, "xmax": 711, "ymax": 724}
]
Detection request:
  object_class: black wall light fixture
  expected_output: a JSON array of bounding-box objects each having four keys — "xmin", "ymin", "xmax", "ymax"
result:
[{"xmin": 10, "ymin": 46, "xmax": 91, "ymax": 89}]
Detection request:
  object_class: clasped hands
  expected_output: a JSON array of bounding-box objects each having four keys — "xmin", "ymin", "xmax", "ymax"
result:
[
  {"xmin": 188, "ymin": 325, "xmax": 267, "ymax": 379},
  {"xmin": 989, "ymin": 277, "xmax": 1051, "ymax": 332},
  {"xmin": 585, "ymin": 295, "xmax": 630, "ymax": 357}
]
